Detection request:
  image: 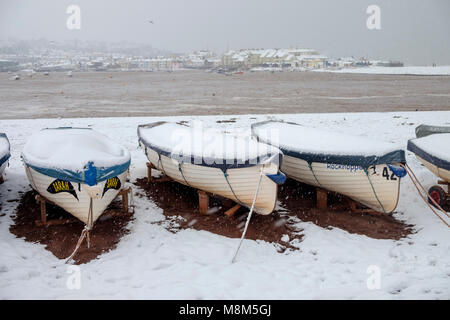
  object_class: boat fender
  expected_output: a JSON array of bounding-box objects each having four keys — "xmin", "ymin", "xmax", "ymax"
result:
[
  {"xmin": 387, "ymin": 164, "xmax": 407, "ymax": 178},
  {"xmin": 266, "ymin": 171, "xmax": 286, "ymax": 185}
]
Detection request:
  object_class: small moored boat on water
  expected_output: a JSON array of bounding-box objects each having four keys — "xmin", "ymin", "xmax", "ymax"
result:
[
  {"xmin": 408, "ymin": 125, "xmax": 450, "ymax": 207},
  {"xmin": 22, "ymin": 128, "xmax": 131, "ymax": 226},
  {"xmin": 252, "ymin": 120, "xmax": 406, "ymax": 213},
  {"xmin": 138, "ymin": 121, "xmax": 285, "ymax": 215},
  {"xmin": 0, "ymin": 133, "xmax": 11, "ymax": 183}
]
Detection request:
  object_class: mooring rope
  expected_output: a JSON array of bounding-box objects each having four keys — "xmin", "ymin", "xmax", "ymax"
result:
[
  {"xmin": 178, "ymin": 162, "xmax": 194, "ymax": 188},
  {"xmin": 404, "ymin": 163, "xmax": 450, "ymax": 219},
  {"xmin": 400, "ymin": 163, "xmax": 449, "ymax": 228},
  {"xmin": 364, "ymin": 168, "xmax": 387, "ymax": 215},
  {"xmin": 231, "ymin": 167, "xmax": 264, "ymax": 263},
  {"xmin": 157, "ymin": 153, "xmax": 166, "ymax": 174},
  {"xmin": 66, "ymin": 198, "xmax": 94, "ymax": 263},
  {"xmin": 223, "ymin": 171, "xmax": 245, "ymax": 207},
  {"xmin": 307, "ymin": 162, "xmax": 323, "ymax": 188}
]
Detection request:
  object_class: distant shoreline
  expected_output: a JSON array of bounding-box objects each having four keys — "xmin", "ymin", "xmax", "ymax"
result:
[{"xmin": 0, "ymin": 70, "xmax": 449, "ymax": 120}]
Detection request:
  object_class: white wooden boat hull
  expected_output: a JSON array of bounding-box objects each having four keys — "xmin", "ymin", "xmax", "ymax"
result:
[
  {"xmin": 141, "ymin": 142, "xmax": 279, "ymax": 215},
  {"xmin": 415, "ymin": 156, "xmax": 450, "ymax": 182},
  {"xmin": 281, "ymin": 155, "xmax": 402, "ymax": 213},
  {"xmin": 25, "ymin": 166, "xmax": 127, "ymax": 224}
]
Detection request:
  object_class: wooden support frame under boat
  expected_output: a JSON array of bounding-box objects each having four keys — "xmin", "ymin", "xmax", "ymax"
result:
[
  {"xmin": 146, "ymin": 162, "xmax": 172, "ymax": 183},
  {"xmin": 315, "ymin": 187, "xmax": 384, "ymax": 215},
  {"xmin": 35, "ymin": 186, "xmax": 134, "ymax": 227},
  {"xmin": 197, "ymin": 190, "xmax": 241, "ymax": 217},
  {"xmin": 147, "ymin": 162, "xmax": 242, "ymax": 218}
]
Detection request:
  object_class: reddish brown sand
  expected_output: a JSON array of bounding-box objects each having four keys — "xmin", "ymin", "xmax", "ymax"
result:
[
  {"xmin": 10, "ymin": 177, "xmax": 414, "ymax": 264},
  {"xmin": 277, "ymin": 179, "xmax": 414, "ymax": 239},
  {"xmin": 134, "ymin": 178, "xmax": 304, "ymax": 252},
  {"xmin": 134, "ymin": 176, "xmax": 414, "ymax": 249},
  {"xmin": 10, "ymin": 190, "xmax": 133, "ymax": 264}
]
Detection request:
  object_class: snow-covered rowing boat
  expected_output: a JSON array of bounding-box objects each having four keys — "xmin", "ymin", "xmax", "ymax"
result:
[
  {"xmin": 408, "ymin": 126, "xmax": 450, "ymax": 207},
  {"xmin": 22, "ymin": 128, "xmax": 131, "ymax": 226},
  {"xmin": 252, "ymin": 120, "xmax": 406, "ymax": 213},
  {"xmin": 138, "ymin": 121, "xmax": 285, "ymax": 215},
  {"xmin": 415, "ymin": 124, "xmax": 450, "ymax": 138},
  {"xmin": 0, "ymin": 133, "xmax": 11, "ymax": 182}
]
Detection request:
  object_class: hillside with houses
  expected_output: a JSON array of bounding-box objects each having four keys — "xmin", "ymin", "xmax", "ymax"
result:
[{"xmin": 0, "ymin": 39, "xmax": 410, "ymax": 74}]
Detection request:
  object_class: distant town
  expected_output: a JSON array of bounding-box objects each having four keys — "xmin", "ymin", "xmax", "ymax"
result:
[{"xmin": 0, "ymin": 39, "xmax": 405, "ymax": 75}]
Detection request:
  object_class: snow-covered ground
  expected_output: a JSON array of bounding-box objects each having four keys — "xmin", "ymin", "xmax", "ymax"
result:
[
  {"xmin": 1, "ymin": 111, "xmax": 449, "ymax": 299},
  {"xmin": 315, "ymin": 66, "xmax": 450, "ymax": 76}
]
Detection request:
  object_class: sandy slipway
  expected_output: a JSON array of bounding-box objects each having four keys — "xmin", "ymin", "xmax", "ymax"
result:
[{"xmin": 0, "ymin": 111, "xmax": 449, "ymax": 299}]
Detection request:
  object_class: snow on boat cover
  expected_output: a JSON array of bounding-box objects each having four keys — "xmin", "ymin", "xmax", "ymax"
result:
[
  {"xmin": 251, "ymin": 120, "xmax": 405, "ymax": 167},
  {"xmin": 407, "ymin": 132, "xmax": 450, "ymax": 174},
  {"xmin": 138, "ymin": 121, "xmax": 282, "ymax": 170},
  {"xmin": 137, "ymin": 121, "xmax": 285, "ymax": 215},
  {"xmin": 22, "ymin": 128, "xmax": 131, "ymax": 186},
  {"xmin": 22, "ymin": 128, "xmax": 130, "ymax": 226}
]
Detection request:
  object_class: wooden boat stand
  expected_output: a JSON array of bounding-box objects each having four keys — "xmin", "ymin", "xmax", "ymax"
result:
[
  {"xmin": 147, "ymin": 162, "xmax": 241, "ymax": 218},
  {"xmin": 146, "ymin": 162, "xmax": 172, "ymax": 183},
  {"xmin": 35, "ymin": 186, "xmax": 134, "ymax": 227},
  {"xmin": 316, "ymin": 187, "xmax": 382, "ymax": 215},
  {"xmin": 197, "ymin": 190, "xmax": 242, "ymax": 217}
]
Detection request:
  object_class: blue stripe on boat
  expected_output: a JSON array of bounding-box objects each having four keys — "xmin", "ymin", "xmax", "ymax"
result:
[
  {"xmin": 22, "ymin": 128, "xmax": 130, "ymax": 186},
  {"xmin": 25, "ymin": 160, "xmax": 130, "ymax": 186}
]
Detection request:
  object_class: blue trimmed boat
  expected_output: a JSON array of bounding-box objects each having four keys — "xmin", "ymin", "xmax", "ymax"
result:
[
  {"xmin": 0, "ymin": 133, "xmax": 11, "ymax": 183},
  {"xmin": 408, "ymin": 125, "xmax": 450, "ymax": 207},
  {"xmin": 252, "ymin": 120, "xmax": 407, "ymax": 213},
  {"xmin": 138, "ymin": 121, "xmax": 285, "ymax": 215},
  {"xmin": 22, "ymin": 128, "xmax": 131, "ymax": 226}
]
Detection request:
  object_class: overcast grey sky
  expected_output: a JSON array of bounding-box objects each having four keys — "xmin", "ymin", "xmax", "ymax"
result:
[{"xmin": 0, "ymin": 0, "xmax": 449, "ymax": 64}]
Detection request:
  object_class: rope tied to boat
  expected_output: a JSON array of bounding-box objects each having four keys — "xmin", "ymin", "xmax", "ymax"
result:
[
  {"xmin": 178, "ymin": 162, "xmax": 194, "ymax": 188},
  {"xmin": 157, "ymin": 152, "xmax": 166, "ymax": 174},
  {"xmin": 307, "ymin": 161, "xmax": 323, "ymax": 188},
  {"xmin": 231, "ymin": 167, "xmax": 264, "ymax": 263},
  {"xmin": 400, "ymin": 163, "xmax": 450, "ymax": 228},
  {"xmin": 66, "ymin": 198, "xmax": 94, "ymax": 263},
  {"xmin": 363, "ymin": 167, "xmax": 388, "ymax": 215},
  {"xmin": 223, "ymin": 171, "xmax": 245, "ymax": 207}
]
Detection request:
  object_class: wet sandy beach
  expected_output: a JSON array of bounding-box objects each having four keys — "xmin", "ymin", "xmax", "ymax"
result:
[{"xmin": 0, "ymin": 70, "xmax": 449, "ymax": 119}]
